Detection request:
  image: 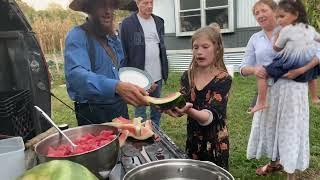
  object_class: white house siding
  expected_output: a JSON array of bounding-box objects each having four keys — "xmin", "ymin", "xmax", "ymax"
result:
[
  {"xmin": 153, "ymin": 0, "xmax": 176, "ymax": 33},
  {"xmin": 152, "ymin": 1, "xmax": 259, "ymax": 72},
  {"xmin": 236, "ymin": 0, "xmax": 259, "ymax": 28},
  {"xmin": 167, "ymin": 48, "xmax": 245, "ymax": 73},
  {"xmin": 153, "ymin": 0, "xmax": 259, "ymax": 33}
]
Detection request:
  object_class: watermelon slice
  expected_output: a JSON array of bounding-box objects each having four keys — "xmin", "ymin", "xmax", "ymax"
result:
[
  {"xmin": 119, "ymin": 130, "xmax": 129, "ymax": 147},
  {"xmin": 112, "ymin": 116, "xmax": 133, "ymax": 124},
  {"xmin": 104, "ymin": 117, "xmax": 154, "ymax": 141},
  {"xmin": 146, "ymin": 92, "xmax": 186, "ymax": 110}
]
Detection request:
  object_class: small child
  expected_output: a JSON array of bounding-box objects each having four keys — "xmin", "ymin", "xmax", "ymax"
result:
[{"xmin": 251, "ymin": 0, "xmax": 320, "ymax": 113}]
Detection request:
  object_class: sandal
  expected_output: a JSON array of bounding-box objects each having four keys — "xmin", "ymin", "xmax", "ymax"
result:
[{"xmin": 255, "ymin": 163, "xmax": 283, "ymax": 176}]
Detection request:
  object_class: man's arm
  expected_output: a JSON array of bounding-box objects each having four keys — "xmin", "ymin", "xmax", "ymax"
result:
[
  {"xmin": 64, "ymin": 29, "xmax": 119, "ymax": 100},
  {"xmin": 65, "ymin": 28, "xmax": 148, "ymax": 106}
]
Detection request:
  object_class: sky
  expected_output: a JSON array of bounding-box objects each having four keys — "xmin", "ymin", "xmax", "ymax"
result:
[{"xmin": 22, "ymin": 0, "xmax": 71, "ymax": 10}]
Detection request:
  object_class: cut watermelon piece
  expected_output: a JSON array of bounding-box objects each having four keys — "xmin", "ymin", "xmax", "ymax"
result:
[
  {"xmin": 104, "ymin": 119, "xmax": 154, "ymax": 141},
  {"xmin": 112, "ymin": 116, "xmax": 133, "ymax": 124},
  {"xmin": 119, "ymin": 130, "xmax": 129, "ymax": 147},
  {"xmin": 146, "ymin": 92, "xmax": 186, "ymax": 110},
  {"xmin": 47, "ymin": 130, "xmax": 115, "ymax": 157}
]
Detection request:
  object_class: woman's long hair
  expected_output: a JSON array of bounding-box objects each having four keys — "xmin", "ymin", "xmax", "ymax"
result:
[{"xmin": 187, "ymin": 26, "xmax": 227, "ymax": 89}]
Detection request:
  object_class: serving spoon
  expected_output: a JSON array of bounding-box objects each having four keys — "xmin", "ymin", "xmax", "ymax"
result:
[{"xmin": 34, "ymin": 106, "xmax": 77, "ymax": 150}]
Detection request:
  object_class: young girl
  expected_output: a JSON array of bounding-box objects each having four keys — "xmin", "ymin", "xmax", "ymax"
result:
[
  {"xmin": 165, "ymin": 26, "xmax": 232, "ymax": 170},
  {"xmin": 251, "ymin": 0, "xmax": 320, "ymax": 113}
]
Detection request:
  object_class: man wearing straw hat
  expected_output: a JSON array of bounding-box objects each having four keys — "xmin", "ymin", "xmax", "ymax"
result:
[{"xmin": 64, "ymin": 0, "xmax": 148, "ymax": 125}]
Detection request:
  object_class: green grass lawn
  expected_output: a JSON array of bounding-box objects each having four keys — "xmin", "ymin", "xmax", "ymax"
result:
[{"xmin": 51, "ymin": 73, "xmax": 320, "ymax": 179}]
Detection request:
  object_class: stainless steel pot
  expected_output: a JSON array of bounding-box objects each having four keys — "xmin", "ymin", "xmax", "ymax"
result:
[
  {"xmin": 123, "ymin": 159, "xmax": 234, "ymax": 180},
  {"xmin": 34, "ymin": 124, "xmax": 120, "ymax": 178}
]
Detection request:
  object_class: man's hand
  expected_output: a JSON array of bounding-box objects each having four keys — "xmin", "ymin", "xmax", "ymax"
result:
[
  {"xmin": 116, "ymin": 82, "xmax": 148, "ymax": 107},
  {"xmin": 254, "ymin": 65, "xmax": 268, "ymax": 79}
]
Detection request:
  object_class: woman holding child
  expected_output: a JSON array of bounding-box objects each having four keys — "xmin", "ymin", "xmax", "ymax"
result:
[{"xmin": 240, "ymin": 0, "xmax": 320, "ymax": 179}]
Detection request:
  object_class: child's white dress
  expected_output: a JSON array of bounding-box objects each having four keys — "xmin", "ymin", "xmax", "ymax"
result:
[{"xmin": 265, "ymin": 23, "xmax": 320, "ymax": 81}]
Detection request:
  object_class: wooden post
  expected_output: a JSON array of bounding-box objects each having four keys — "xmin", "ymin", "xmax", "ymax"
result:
[{"xmin": 59, "ymin": 38, "xmax": 64, "ymax": 60}]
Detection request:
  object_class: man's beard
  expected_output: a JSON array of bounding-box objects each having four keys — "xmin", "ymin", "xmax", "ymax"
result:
[{"xmin": 92, "ymin": 17, "xmax": 114, "ymax": 35}]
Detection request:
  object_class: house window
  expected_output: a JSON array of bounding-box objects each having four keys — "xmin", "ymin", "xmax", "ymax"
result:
[{"xmin": 175, "ymin": 0, "xmax": 234, "ymax": 36}]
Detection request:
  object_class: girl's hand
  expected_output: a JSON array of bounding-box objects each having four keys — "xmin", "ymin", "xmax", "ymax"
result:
[
  {"xmin": 283, "ymin": 68, "xmax": 304, "ymax": 79},
  {"xmin": 147, "ymin": 83, "xmax": 158, "ymax": 93},
  {"xmin": 164, "ymin": 102, "xmax": 193, "ymax": 118},
  {"xmin": 254, "ymin": 65, "xmax": 268, "ymax": 79}
]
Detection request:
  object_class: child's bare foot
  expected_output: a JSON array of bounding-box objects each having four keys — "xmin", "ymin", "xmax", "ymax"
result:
[
  {"xmin": 311, "ymin": 96, "xmax": 320, "ymax": 104},
  {"xmin": 250, "ymin": 104, "xmax": 268, "ymax": 113}
]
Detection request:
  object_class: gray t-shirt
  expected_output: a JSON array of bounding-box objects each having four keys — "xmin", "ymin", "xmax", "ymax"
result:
[{"xmin": 137, "ymin": 14, "xmax": 162, "ymax": 82}]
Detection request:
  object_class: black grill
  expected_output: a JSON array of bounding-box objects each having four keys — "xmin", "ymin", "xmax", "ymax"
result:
[{"xmin": 0, "ymin": 90, "xmax": 35, "ymax": 141}]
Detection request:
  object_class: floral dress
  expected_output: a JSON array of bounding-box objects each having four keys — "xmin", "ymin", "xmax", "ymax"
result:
[{"xmin": 180, "ymin": 71, "xmax": 232, "ymax": 170}]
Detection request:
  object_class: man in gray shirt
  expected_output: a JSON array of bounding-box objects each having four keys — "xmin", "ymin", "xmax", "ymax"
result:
[{"xmin": 120, "ymin": 0, "xmax": 169, "ymax": 127}]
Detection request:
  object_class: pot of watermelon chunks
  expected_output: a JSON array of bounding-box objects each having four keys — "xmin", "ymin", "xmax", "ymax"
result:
[
  {"xmin": 34, "ymin": 124, "xmax": 120, "ymax": 178},
  {"xmin": 34, "ymin": 116, "xmax": 156, "ymax": 178}
]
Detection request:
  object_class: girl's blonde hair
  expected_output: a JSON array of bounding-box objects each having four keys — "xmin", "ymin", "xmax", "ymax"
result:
[{"xmin": 188, "ymin": 25, "xmax": 227, "ymax": 89}]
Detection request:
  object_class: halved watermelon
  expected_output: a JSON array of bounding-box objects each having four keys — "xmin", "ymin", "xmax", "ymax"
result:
[
  {"xmin": 146, "ymin": 92, "xmax": 186, "ymax": 110},
  {"xmin": 18, "ymin": 160, "xmax": 98, "ymax": 180}
]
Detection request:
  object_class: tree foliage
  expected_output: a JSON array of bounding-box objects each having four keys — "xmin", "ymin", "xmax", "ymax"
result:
[
  {"xmin": 16, "ymin": 0, "xmax": 130, "ymax": 53},
  {"xmin": 16, "ymin": 0, "xmax": 85, "ymax": 53},
  {"xmin": 304, "ymin": 0, "xmax": 320, "ymax": 30}
]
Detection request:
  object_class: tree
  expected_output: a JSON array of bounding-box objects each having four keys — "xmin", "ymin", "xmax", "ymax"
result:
[
  {"xmin": 304, "ymin": 0, "xmax": 320, "ymax": 30},
  {"xmin": 16, "ymin": 1, "xmax": 130, "ymax": 53},
  {"xmin": 16, "ymin": 0, "xmax": 36, "ymax": 23}
]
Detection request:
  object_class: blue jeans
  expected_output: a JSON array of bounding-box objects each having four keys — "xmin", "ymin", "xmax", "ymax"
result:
[{"xmin": 135, "ymin": 80, "xmax": 162, "ymax": 127}]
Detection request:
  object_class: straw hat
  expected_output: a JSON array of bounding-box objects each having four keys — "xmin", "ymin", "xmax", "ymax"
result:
[{"xmin": 69, "ymin": 0, "xmax": 121, "ymax": 13}]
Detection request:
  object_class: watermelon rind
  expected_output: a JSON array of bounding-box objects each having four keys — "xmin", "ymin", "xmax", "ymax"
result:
[
  {"xmin": 17, "ymin": 160, "xmax": 98, "ymax": 180},
  {"xmin": 146, "ymin": 92, "xmax": 186, "ymax": 110}
]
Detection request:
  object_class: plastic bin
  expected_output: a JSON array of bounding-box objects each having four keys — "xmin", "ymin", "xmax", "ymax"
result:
[{"xmin": 0, "ymin": 137, "xmax": 25, "ymax": 180}]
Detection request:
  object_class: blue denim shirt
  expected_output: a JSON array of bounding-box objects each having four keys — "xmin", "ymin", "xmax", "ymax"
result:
[{"xmin": 64, "ymin": 26, "xmax": 124, "ymax": 104}]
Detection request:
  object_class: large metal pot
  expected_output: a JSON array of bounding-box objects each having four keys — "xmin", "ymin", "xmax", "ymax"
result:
[
  {"xmin": 123, "ymin": 159, "xmax": 234, "ymax": 180},
  {"xmin": 34, "ymin": 124, "xmax": 120, "ymax": 178}
]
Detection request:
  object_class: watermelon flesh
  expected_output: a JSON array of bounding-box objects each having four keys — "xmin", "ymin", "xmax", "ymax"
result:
[
  {"xmin": 47, "ymin": 130, "xmax": 115, "ymax": 157},
  {"xmin": 105, "ymin": 117, "xmax": 154, "ymax": 141}
]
